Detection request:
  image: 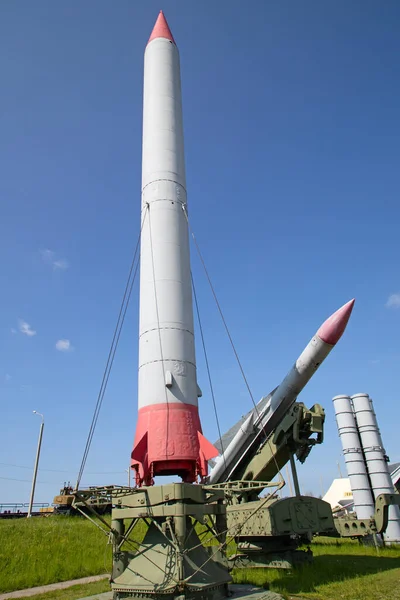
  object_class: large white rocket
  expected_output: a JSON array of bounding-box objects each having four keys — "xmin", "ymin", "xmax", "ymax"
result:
[{"xmin": 131, "ymin": 12, "xmax": 217, "ymax": 486}]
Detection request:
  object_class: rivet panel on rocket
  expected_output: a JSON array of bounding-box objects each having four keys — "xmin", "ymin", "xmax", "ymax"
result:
[{"xmin": 131, "ymin": 12, "xmax": 218, "ymax": 486}]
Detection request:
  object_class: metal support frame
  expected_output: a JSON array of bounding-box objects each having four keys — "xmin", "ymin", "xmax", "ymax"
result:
[
  {"xmin": 76, "ymin": 483, "xmax": 232, "ymax": 600},
  {"xmin": 289, "ymin": 453, "xmax": 301, "ymax": 497},
  {"xmin": 333, "ymin": 493, "xmax": 400, "ymax": 538}
]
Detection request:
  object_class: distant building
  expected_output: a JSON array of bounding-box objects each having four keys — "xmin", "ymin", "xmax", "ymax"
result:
[
  {"xmin": 323, "ymin": 478, "xmax": 354, "ymax": 515},
  {"xmin": 390, "ymin": 463, "xmax": 400, "ymax": 493},
  {"xmin": 323, "ymin": 464, "xmax": 400, "ymax": 516}
]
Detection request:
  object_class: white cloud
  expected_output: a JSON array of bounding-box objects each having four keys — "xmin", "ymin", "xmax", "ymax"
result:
[
  {"xmin": 55, "ymin": 339, "xmax": 73, "ymax": 352},
  {"xmin": 40, "ymin": 248, "xmax": 69, "ymax": 271},
  {"xmin": 41, "ymin": 248, "xmax": 55, "ymax": 263},
  {"xmin": 5, "ymin": 374, "xmax": 11, "ymax": 382},
  {"xmin": 18, "ymin": 319, "xmax": 37, "ymax": 337},
  {"xmin": 386, "ymin": 293, "xmax": 400, "ymax": 308},
  {"xmin": 53, "ymin": 259, "xmax": 69, "ymax": 271},
  {"xmin": 11, "ymin": 328, "xmax": 17, "ymax": 334}
]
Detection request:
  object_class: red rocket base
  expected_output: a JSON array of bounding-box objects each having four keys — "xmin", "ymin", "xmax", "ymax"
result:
[{"xmin": 131, "ymin": 403, "xmax": 218, "ymax": 486}]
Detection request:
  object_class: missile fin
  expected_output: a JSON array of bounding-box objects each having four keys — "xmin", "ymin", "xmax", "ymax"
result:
[
  {"xmin": 131, "ymin": 431, "xmax": 148, "ymax": 464},
  {"xmin": 198, "ymin": 431, "xmax": 219, "ymax": 461},
  {"xmin": 197, "ymin": 431, "xmax": 219, "ymax": 481}
]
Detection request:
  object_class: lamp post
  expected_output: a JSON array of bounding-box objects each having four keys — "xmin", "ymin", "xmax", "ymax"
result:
[
  {"xmin": 27, "ymin": 411, "xmax": 44, "ymax": 518},
  {"xmin": 125, "ymin": 467, "xmax": 131, "ymax": 488}
]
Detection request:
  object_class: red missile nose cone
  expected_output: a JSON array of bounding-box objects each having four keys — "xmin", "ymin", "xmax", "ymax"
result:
[
  {"xmin": 147, "ymin": 10, "xmax": 175, "ymax": 45},
  {"xmin": 317, "ymin": 299, "xmax": 355, "ymax": 345}
]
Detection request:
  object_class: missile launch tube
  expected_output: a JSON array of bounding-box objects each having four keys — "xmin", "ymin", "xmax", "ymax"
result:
[
  {"xmin": 332, "ymin": 395, "xmax": 375, "ymax": 520},
  {"xmin": 351, "ymin": 393, "xmax": 400, "ymax": 544}
]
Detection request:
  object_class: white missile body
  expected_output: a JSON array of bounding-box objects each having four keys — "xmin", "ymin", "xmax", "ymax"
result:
[
  {"xmin": 209, "ymin": 300, "xmax": 355, "ymax": 484},
  {"xmin": 138, "ymin": 20, "xmax": 194, "ymax": 414}
]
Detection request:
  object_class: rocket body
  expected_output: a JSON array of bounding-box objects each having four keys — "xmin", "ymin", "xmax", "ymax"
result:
[{"xmin": 131, "ymin": 13, "xmax": 217, "ymax": 486}]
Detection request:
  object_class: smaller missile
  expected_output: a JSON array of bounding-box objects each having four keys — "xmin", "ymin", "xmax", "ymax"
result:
[{"xmin": 209, "ymin": 299, "xmax": 355, "ymax": 484}]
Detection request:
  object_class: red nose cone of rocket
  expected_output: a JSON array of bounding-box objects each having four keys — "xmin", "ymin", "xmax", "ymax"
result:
[
  {"xmin": 147, "ymin": 11, "xmax": 175, "ymax": 45},
  {"xmin": 317, "ymin": 299, "xmax": 355, "ymax": 345}
]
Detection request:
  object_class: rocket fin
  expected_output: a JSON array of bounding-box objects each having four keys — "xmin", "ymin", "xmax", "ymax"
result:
[
  {"xmin": 198, "ymin": 431, "xmax": 219, "ymax": 480},
  {"xmin": 197, "ymin": 431, "xmax": 219, "ymax": 461},
  {"xmin": 131, "ymin": 431, "xmax": 148, "ymax": 464},
  {"xmin": 131, "ymin": 431, "xmax": 149, "ymax": 486}
]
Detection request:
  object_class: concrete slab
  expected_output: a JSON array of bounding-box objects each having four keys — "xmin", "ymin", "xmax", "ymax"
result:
[
  {"xmin": 77, "ymin": 584, "xmax": 284, "ymax": 600},
  {"xmin": 230, "ymin": 585, "xmax": 284, "ymax": 600},
  {"xmin": 76, "ymin": 594, "xmax": 111, "ymax": 600}
]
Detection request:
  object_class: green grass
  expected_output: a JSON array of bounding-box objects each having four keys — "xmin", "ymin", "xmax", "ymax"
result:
[
  {"xmin": 0, "ymin": 516, "xmax": 112, "ymax": 593},
  {"xmin": 232, "ymin": 537, "xmax": 400, "ymax": 600},
  {"xmin": 1, "ymin": 518, "xmax": 400, "ymax": 600}
]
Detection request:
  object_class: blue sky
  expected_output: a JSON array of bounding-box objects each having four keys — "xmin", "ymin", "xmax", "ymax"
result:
[{"xmin": 1, "ymin": 0, "xmax": 400, "ymax": 505}]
